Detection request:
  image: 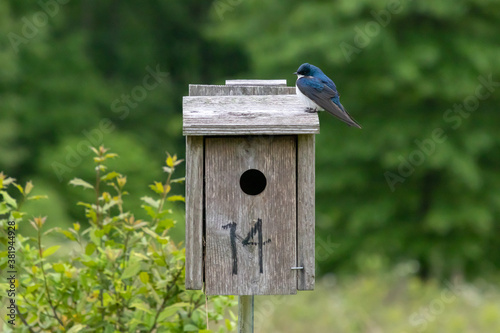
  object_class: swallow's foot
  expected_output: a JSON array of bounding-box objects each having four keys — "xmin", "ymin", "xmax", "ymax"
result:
[{"xmin": 305, "ymin": 107, "xmax": 317, "ymax": 113}]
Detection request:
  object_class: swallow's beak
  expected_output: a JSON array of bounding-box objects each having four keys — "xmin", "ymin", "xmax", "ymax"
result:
[{"xmin": 293, "ymin": 72, "xmax": 297, "ymax": 75}]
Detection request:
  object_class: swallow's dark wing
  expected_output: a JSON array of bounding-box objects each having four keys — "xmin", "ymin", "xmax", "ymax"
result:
[{"xmin": 296, "ymin": 77, "xmax": 361, "ymax": 128}]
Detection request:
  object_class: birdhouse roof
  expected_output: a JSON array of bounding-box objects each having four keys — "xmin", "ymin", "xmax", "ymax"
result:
[{"xmin": 182, "ymin": 94, "xmax": 320, "ymax": 136}]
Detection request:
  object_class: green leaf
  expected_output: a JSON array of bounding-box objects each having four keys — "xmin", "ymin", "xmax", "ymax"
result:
[
  {"xmin": 85, "ymin": 243, "xmax": 97, "ymax": 255},
  {"xmin": 25, "ymin": 181, "xmax": 34, "ymax": 195},
  {"xmin": 14, "ymin": 183, "xmax": 24, "ymax": 194},
  {"xmin": 101, "ymin": 171, "xmax": 120, "ymax": 181},
  {"xmin": 166, "ymin": 155, "xmax": 174, "ymax": 168},
  {"xmin": 157, "ymin": 304, "xmax": 181, "ymax": 322},
  {"xmin": 130, "ymin": 301, "xmax": 152, "ymax": 314},
  {"xmin": 167, "ymin": 195, "xmax": 185, "ymax": 202},
  {"xmin": 69, "ymin": 178, "xmax": 94, "ymax": 190},
  {"xmin": 157, "ymin": 236, "xmax": 169, "ymax": 245},
  {"xmin": 30, "ymin": 220, "xmax": 38, "ymax": 230},
  {"xmin": 90, "ymin": 229, "xmax": 100, "ymax": 245},
  {"xmin": 139, "ymin": 272, "xmax": 149, "ymax": 284},
  {"xmin": 229, "ymin": 309, "xmax": 237, "ymax": 321},
  {"xmin": 182, "ymin": 324, "xmax": 200, "ymax": 332},
  {"xmin": 0, "ymin": 203, "xmax": 9, "ymax": 214},
  {"xmin": 141, "ymin": 196, "xmax": 159, "ymax": 208},
  {"xmin": 0, "ymin": 191, "xmax": 17, "ymax": 208},
  {"xmin": 148, "ymin": 181, "xmax": 164, "ymax": 194},
  {"xmin": 80, "ymin": 258, "xmax": 97, "ymax": 267},
  {"xmin": 87, "ymin": 209, "xmax": 97, "ymax": 222},
  {"xmin": 171, "ymin": 177, "xmax": 185, "ymax": 184},
  {"xmin": 26, "ymin": 284, "xmax": 40, "ymax": 294},
  {"xmin": 132, "ymin": 252, "xmax": 150, "ymax": 261},
  {"xmin": 121, "ymin": 260, "xmax": 141, "ymax": 279},
  {"xmin": 159, "ymin": 219, "xmax": 175, "ymax": 230},
  {"xmin": 104, "ymin": 153, "xmax": 118, "ymax": 159},
  {"xmin": 225, "ymin": 318, "xmax": 233, "ymax": 331},
  {"xmin": 142, "ymin": 205, "xmax": 157, "ymax": 219},
  {"xmin": 12, "ymin": 211, "xmax": 25, "ymax": 219},
  {"xmin": 90, "ymin": 147, "xmax": 99, "ymax": 155},
  {"xmin": 67, "ymin": 324, "xmax": 85, "ymax": 333},
  {"xmin": 27, "ymin": 195, "xmax": 48, "ymax": 201},
  {"xmin": 77, "ymin": 202, "xmax": 92, "ymax": 209},
  {"xmin": 58, "ymin": 229, "xmax": 77, "ymax": 241},
  {"xmin": 53, "ymin": 263, "xmax": 65, "ymax": 272},
  {"xmin": 43, "ymin": 245, "xmax": 61, "ymax": 258},
  {"xmin": 142, "ymin": 227, "xmax": 159, "ymax": 239}
]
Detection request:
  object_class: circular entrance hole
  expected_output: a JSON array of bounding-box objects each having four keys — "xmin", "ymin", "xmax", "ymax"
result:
[{"xmin": 239, "ymin": 169, "xmax": 267, "ymax": 195}]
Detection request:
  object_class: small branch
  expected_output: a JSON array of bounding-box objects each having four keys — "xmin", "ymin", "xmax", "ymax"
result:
[
  {"xmin": 148, "ymin": 265, "xmax": 184, "ymax": 332},
  {"xmin": 95, "ymin": 165, "xmax": 101, "ymax": 229},
  {"xmin": 153, "ymin": 171, "xmax": 172, "ymax": 225},
  {"xmin": 99, "ymin": 270, "xmax": 105, "ymax": 321},
  {"xmin": 93, "ymin": 153, "xmax": 106, "ymax": 321},
  {"xmin": 37, "ymin": 230, "xmax": 65, "ymax": 328},
  {"xmin": 16, "ymin": 305, "xmax": 37, "ymax": 333}
]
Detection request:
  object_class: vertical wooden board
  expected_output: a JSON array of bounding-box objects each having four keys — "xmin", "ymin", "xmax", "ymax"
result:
[
  {"xmin": 185, "ymin": 136, "xmax": 204, "ymax": 290},
  {"xmin": 205, "ymin": 136, "xmax": 297, "ymax": 295},
  {"xmin": 297, "ymin": 134, "xmax": 315, "ymax": 290}
]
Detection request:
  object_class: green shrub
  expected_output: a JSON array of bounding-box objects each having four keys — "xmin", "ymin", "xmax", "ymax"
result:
[{"xmin": 0, "ymin": 146, "xmax": 236, "ymax": 332}]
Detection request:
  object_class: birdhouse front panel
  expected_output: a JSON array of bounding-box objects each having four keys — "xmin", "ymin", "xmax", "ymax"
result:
[{"xmin": 204, "ymin": 136, "xmax": 297, "ymax": 295}]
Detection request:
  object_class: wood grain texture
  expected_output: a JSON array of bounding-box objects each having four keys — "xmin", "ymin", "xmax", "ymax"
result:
[
  {"xmin": 297, "ymin": 134, "xmax": 315, "ymax": 290},
  {"xmin": 185, "ymin": 136, "xmax": 204, "ymax": 290},
  {"xmin": 225, "ymin": 79, "xmax": 287, "ymax": 86},
  {"xmin": 183, "ymin": 95, "xmax": 320, "ymax": 136},
  {"xmin": 204, "ymin": 136, "xmax": 297, "ymax": 295},
  {"xmin": 189, "ymin": 84, "xmax": 295, "ymax": 97}
]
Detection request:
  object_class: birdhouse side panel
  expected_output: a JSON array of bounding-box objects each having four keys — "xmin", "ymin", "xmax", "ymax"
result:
[
  {"xmin": 185, "ymin": 136, "xmax": 204, "ymax": 290},
  {"xmin": 297, "ymin": 134, "xmax": 315, "ymax": 290}
]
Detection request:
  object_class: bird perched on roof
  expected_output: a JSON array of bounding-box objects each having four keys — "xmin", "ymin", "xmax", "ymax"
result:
[{"xmin": 294, "ymin": 63, "xmax": 361, "ymax": 128}]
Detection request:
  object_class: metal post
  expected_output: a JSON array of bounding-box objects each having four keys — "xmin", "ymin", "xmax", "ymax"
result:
[{"xmin": 238, "ymin": 295, "xmax": 254, "ymax": 333}]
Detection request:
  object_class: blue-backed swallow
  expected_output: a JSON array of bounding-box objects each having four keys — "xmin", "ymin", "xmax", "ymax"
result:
[{"xmin": 294, "ymin": 63, "xmax": 361, "ymax": 128}]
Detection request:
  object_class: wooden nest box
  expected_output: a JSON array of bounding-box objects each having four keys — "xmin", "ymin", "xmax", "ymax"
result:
[{"xmin": 183, "ymin": 80, "xmax": 319, "ymax": 295}]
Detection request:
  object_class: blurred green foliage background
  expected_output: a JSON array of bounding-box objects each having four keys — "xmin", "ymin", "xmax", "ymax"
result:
[{"xmin": 1, "ymin": 0, "xmax": 500, "ymax": 330}]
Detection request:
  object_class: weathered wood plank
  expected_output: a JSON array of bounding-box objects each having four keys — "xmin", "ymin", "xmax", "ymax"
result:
[
  {"xmin": 225, "ymin": 79, "xmax": 287, "ymax": 86},
  {"xmin": 189, "ymin": 84, "xmax": 295, "ymax": 97},
  {"xmin": 185, "ymin": 136, "xmax": 204, "ymax": 290},
  {"xmin": 297, "ymin": 134, "xmax": 315, "ymax": 290},
  {"xmin": 205, "ymin": 136, "xmax": 297, "ymax": 295},
  {"xmin": 183, "ymin": 95, "xmax": 319, "ymax": 136}
]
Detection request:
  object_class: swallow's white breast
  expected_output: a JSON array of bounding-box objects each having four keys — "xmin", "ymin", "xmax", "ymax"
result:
[{"xmin": 295, "ymin": 82, "xmax": 324, "ymax": 111}]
